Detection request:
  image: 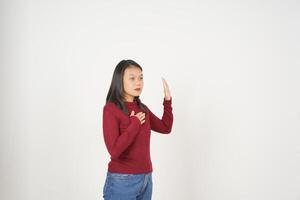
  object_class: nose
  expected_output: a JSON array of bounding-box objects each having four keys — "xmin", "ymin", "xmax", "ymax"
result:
[{"xmin": 135, "ymin": 79, "xmax": 142, "ymax": 85}]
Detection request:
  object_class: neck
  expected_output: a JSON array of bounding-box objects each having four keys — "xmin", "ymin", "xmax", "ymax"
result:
[
  {"xmin": 124, "ymin": 96, "xmax": 135, "ymax": 102},
  {"xmin": 124, "ymin": 96, "xmax": 134, "ymax": 102}
]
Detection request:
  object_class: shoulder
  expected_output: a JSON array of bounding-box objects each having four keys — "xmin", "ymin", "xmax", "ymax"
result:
[
  {"xmin": 103, "ymin": 102, "xmax": 128, "ymax": 119},
  {"xmin": 103, "ymin": 102, "xmax": 121, "ymax": 117},
  {"xmin": 103, "ymin": 103, "xmax": 123, "ymax": 123},
  {"xmin": 103, "ymin": 102, "xmax": 118, "ymax": 112}
]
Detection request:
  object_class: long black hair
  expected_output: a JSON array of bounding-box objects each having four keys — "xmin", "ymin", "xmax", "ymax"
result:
[{"xmin": 106, "ymin": 59, "xmax": 147, "ymax": 115}]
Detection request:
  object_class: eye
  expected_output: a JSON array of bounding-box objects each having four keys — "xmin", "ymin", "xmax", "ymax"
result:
[
  {"xmin": 130, "ymin": 77, "xmax": 135, "ymax": 80},
  {"xmin": 140, "ymin": 77, "xmax": 143, "ymax": 80}
]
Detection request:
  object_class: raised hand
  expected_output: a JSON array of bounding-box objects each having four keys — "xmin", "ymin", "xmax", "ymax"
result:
[{"xmin": 162, "ymin": 77, "xmax": 171, "ymax": 100}]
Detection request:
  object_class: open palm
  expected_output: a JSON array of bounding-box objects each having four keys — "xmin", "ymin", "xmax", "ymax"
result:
[{"xmin": 162, "ymin": 78, "xmax": 171, "ymax": 100}]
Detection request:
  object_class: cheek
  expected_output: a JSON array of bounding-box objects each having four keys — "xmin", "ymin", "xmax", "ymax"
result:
[
  {"xmin": 123, "ymin": 81, "xmax": 129, "ymax": 91},
  {"xmin": 124, "ymin": 81, "xmax": 133, "ymax": 90}
]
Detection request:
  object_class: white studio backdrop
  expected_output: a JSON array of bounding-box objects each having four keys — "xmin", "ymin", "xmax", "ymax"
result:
[{"xmin": 1, "ymin": 0, "xmax": 300, "ymax": 199}]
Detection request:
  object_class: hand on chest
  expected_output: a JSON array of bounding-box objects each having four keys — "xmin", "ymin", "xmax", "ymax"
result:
[{"xmin": 119, "ymin": 108, "xmax": 150, "ymax": 132}]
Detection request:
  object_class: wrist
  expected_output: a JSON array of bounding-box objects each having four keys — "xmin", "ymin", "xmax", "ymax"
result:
[{"xmin": 164, "ymin": 96, "xmax": 172, "ymax": 101}]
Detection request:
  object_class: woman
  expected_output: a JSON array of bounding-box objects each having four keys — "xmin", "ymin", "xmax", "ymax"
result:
[{"xmin": 102, "ymin": 59, "xmax": 173, "ymax": 200}]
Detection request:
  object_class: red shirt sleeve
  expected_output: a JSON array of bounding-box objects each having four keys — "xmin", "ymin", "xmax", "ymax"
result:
[
  {"xmin": 147, "ymin": 98, "xmax": 173, "ymax": 134},
  {"xmin": 102, "ymin": 104, "xmax": 141, "ymax": 159}
]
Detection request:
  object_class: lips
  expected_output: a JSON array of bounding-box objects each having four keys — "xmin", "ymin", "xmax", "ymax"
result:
[{"xmin": 134, "ymin": 88, "xmax": 141, "ymax": 91}]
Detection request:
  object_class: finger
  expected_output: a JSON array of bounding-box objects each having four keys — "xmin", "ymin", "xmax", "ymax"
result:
[
  {"xmin": 162, "ymin": 78, "xmax": 167, "ymax": 89},
  {"xmin": 163, "ymin": 77, "xmax": 169, "ymax": 86},
  {"xmin": 163, "ymin": 79, "xmax": 170, "ymax": 94},
  {"xmin": 135, "ymin": 114, "xmax": 143, "ymax": 121},
  {"xmin": 139, "ymin": 114, "xmax": 146, "ymax": 120},
  {"xmin": 164, "ymin": 80, "xmax": 170, "ymax": 91},
  {"xmin": 162, "ymin": 78, "xmax": 170, "ymax": 97},
  {"xmin": 130, "ymin": 110, "xmax": 135, "ymax": 116},
  {"xmin": 136, "ymin": 112, "xmax": 143, "ymax": 115}
]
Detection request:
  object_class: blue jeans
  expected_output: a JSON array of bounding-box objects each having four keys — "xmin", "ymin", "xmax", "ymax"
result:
[{"xmin": 103, "ymin": 171, "xmax": 153, "ymax": 200}]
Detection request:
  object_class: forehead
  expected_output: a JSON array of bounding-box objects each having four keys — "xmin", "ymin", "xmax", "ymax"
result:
[{"xmin": 124, "ymin": 66, "xmax": 143, "ymax": 76}]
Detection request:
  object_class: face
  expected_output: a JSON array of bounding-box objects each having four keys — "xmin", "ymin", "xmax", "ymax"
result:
[{"xmin": 123, "ymin": 66, "xmax": 144, "ymax": 102}]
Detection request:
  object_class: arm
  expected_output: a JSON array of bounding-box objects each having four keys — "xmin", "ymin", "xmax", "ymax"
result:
[
  {"xmin": 102, "ymin": 105, "xmax": 141, "ymax": 159},
  {"xmin": 148, "ymin": 98, "xmax": 173, "ymax": 134}
]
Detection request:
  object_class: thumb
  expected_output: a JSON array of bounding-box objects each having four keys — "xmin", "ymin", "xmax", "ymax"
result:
[{"xmin": 130, "ymin": 110, "xmax": 135, "ymax": 116}]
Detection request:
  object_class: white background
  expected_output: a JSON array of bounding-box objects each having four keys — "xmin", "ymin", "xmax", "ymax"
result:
[{"xmin": 1, "ymin": 0, "xmax": 300, "ymax": 199}]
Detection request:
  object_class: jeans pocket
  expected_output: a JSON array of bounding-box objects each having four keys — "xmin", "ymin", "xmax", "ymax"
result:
[{"xmin": 103, "ymin": 176, "xmax": 111, "ymax": 198}]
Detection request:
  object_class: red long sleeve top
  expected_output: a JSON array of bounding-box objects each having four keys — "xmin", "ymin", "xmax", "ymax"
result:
[{"xmin": 102, "ymin": 98, "xmax": 173, "ymax": 174}]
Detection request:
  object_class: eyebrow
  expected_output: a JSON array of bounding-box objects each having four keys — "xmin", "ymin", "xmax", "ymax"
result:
[{"xmin": 128, "ymin": 74, "xmax": 143, "ymax": 76}]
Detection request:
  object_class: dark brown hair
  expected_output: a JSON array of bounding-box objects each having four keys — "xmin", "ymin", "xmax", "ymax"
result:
[{"xmin": 106, "ymin": 59, "xmax": 147, "ymax": 115}]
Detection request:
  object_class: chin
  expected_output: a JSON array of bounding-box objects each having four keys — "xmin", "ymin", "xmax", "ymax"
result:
[{"xmin": 132, "ymin": 90, "xmax": 142, "ymax": 94}]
